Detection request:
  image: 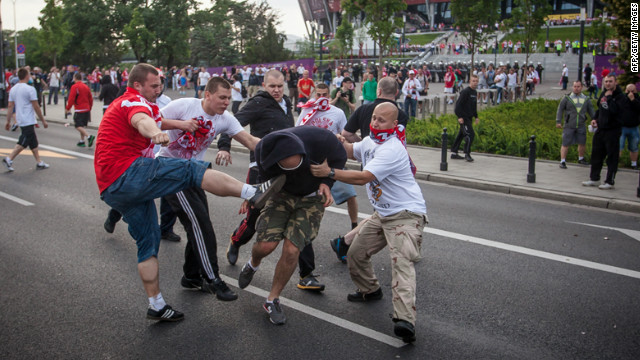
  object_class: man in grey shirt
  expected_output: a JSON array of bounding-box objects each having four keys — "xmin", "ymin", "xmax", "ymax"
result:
[{"xmin": 556, "ymin": 81, "xmax": 596, "ymax": 168}]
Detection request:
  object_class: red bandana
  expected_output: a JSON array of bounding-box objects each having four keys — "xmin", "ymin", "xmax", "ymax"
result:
[
  {"xmin": 369, "ymin": 124, "xmax": 417, "ymax": 176},
  {"xmin": 299, "ymin": 97, "xmax": 330, "ymax": 126}
]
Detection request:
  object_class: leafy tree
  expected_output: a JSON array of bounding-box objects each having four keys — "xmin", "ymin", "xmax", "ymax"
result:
[
  {"xmin": 586, "ymin": 9, "xmax": 614, "ymax": 53},
  {"xmin": 245, "ymin": 21, "xmax": 292, "ymax": 63},
  {"xmin": 605, "ymin": 0, "xmax": 639, "ymax": 84},
  {"xmin": 37, "ymin": 0, "xmax": 73, "ymax": 68},
  {"xmin": 123, "ymin": 8, "xmax": 155, "ymax": 63},
  {"xmin": 450, "ymin": 0, "xmax": 500, "ymax": 66},
  {"xmin": 342, "ymin": 0, "xmax": 407, "ymax": 68},
  {"xmin": 151, "ymin": 0, "xmax": 195, "ymax": 67},
  {"xmin": 190, "ymin": 8, "xmax": 239, "ymax": 67},
  {"xmin": 15, "ymin": 28, "xmax": 48, "ymax": 69},
  {"xmin": 333, "ymin": 16, "xmax": 354, "ymax": 60},
  {"xmin": 506, "ymin": 0, "xmax": 551, "ymax": 99}
]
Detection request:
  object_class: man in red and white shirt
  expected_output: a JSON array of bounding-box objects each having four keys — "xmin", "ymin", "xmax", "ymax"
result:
[
  {"xmin": 95, "ymin": 63, "xmax": 285, "ymax": 322},
  {"xmin": 66, "ymin": 72, "xmax": 94, "ymax": 147}
]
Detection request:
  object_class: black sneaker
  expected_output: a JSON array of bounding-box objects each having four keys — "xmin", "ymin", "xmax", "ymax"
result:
[
  {"xmin": 161, "ymin": 232, "xmax": 181, "ymax": 242},
  {"xmin": 577, "ymin": 159, "xmax": 589, "ymax": 165},
  {"xmin": 181, "ymin": 275, "xmax": 203, "ymax": 290},
  {"xmin": 393, "ymin": 319, "xmax": 416, "ymax": 343},
  {"xmin": 450, "ymin": 153, "xmax": 464, "ymax": 160},
  {"xmin": 248, "ymin": 174, "xmax": 286, "ymax": 209},
  {"xmin": 464, "ymin": 154, "xmax": 474, "ymax": 162},
  {"xmin": 347, "ymin": 287, "xmax": 383, "ymax": 302},
  {"xmin": 226, "ymin": 239, "xmax": 239, "ymax": 266},
  {"xmin": 330, "ymin": 236, "xmax": 348, "ymax": 263},
  {"xmin": 559, "ymin": 161, "xmax": 567, "ymax": 169},
  {"xmin": 146, "ymin": 304, "xmax": 184, "ymax": 322},
  {"xmin": 87, "ymin": 135, "xmax": 96, "ymax": 147},
  {"xmin": 238, "ymin": 262, "xmax": 257, "ymax": 289},
  {"xmin": 263, "ymin": 298, "xmax": 286, "ymax": 325},
  {"xmin": 77, "ymin": 141, "xmax": 86, "ymax": 147},
  {"xmin": 203, "ymin": 278, "xmax": 238, "ymax": 301},
  {"xmin": 297, "ymin": 274, "xmax": 325, "ymax": 291},
  {"xmin": 104, "ymin": 218, "xmax": 116, "ymax": 233}
]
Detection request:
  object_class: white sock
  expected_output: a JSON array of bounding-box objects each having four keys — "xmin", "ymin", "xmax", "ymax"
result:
[
  {"xmin": 561, "ymin": 159, "xmax": 566, "ymax": 163},
  {"xmin": 240, "ymin": 184, "xmax": 257, "ymax": 200},
  {"xmin": 265, "ymin": 298, "xmax": 273, "ymax": 304},
  {"xmin": 148, "ymin": 292, "xmax": 167, "ymax": 311},
  {"xmin": 578, "ymin": 156, "xmax": 584, "ymax": 160},
  {"xmin": 247, "ymin": 259, "xmax": 258, "ymax": 271}
]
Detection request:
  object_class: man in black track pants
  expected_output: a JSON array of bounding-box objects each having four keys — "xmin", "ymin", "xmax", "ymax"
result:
[{"xmin": 451, "ymin": 74, "xmax": 480, "ymax": 162}]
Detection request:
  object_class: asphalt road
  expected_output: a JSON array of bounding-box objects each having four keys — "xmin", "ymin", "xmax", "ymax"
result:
[{"xmin": 1, "ymin": 124, "xmax": 639, "ymax": 359}]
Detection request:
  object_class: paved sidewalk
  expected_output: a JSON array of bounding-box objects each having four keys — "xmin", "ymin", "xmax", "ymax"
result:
[{"xmin": 2, "ymin": 87, "xmax": 639, "ymax": 214}]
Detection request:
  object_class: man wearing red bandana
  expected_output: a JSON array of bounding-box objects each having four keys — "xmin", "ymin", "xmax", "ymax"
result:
[
  {"xmin": 156, "ymin": 76, "xmax": 261, "ymax": 302},
  {"xmin": 310, "ymin": 102, "xmax": 427, "ymax": 343},
  {"xmin": 94, "ymin": 64, "xmax": 284, "ymax": 322}
]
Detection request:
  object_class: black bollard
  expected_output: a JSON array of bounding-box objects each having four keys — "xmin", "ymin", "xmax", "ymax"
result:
[
  {"xmin": 64, "ymin": 96, "xmax": 68, "ymax": 119},
  {"xmin": 637, "ymin": 170, "xmax": 639, "ymax": 198},
  {"xmin": 440, "ymin": 127, "xmax": 448, "ymax": 171},
  {"xmin": 42, "ymin": 93, "xmax": 46, "ymax": 116},
  {"xmin": 527, "ymin": 135, "xmax": 536, "ymax": 183}
]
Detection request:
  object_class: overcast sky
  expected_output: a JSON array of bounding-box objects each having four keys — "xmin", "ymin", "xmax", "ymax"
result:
[{"xmin": 1, "ymin": 0, "xmax": 308, "ymax": 38}]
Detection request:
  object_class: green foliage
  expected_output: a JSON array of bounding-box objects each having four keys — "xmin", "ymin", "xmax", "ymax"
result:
[
  {"xmin": 37, "ymin": 0, "xmax": 72, "ymax": 67},
  {"xmin": 333, "ymin": 17, "xmax": 354, "ymax": 59},
  {"xmin": 605, "ymin": 0, "xmax": 640, "ymax": 84},
  {"xmin": 586, "ymin": 10, "xmax": 614, "ymax": 46},
  {"xmin": 502, "ymin": 26, "xmax": 583, "ymax": 48},
  {"xmin": 123, "ymin": 8, "xmax": 155, "ymax": 63},
  {"xmin": 450, "ymin": 0, "xmax": 500, "ymax": 65},
  {"xmin": 405, "ymin": 33, "xmax": 440, "ymax": 45},
  {"xmin": 342, "ymin": 0, "xmax": 407, "ymax": 68},
  {"xmin": 406, "ymin": 98, "xmax": 625, "ymax": 164}
]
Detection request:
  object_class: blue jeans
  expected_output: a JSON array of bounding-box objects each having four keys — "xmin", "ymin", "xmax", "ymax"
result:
[
  {"xmin": 100, "ymin": 157, "xmax": 209, "ymax": 262},
  {"xmin": 404, "ymin": 97, "xmax": 417, "ymax": 118},
  {"xmin": 620, "ymin": 126, "xmax": 640, "ymax": 152},
  {"xmin": 48, "ymin": 87, "xmax": 59, "ymax": 105}
]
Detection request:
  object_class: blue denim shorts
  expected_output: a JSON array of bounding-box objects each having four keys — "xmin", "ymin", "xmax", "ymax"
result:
[
  {"xmin": 620, "ymin": 126, "xmax": 639, "ymax": 152},
  {"xmin": 331, "ymin": 180, "xmax": 357, "ymax": 205},
  {"xmin": 101, "ymin": 156, "xmax": 209, "ymax": 262}
]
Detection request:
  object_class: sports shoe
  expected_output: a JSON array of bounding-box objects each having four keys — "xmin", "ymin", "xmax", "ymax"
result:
[
  {"xmin": 450, "ymin": 153, "xmax": 464, "ymax": 160},
  {"xmin": 181, "ymin": 275, "xmax": 203, "ymax": 290},
  {"xmin": 347, "ymin": 287, "xmax": 383, "ymax": 302},
  {"xmin": 249, "ymin": 174, "xmax": 286, "ymax": 209},
  {"xmin": 146, "ymin": 304, "xmax": 184, "ymax": 322},
  {"xmin": 598, "ymin": 182, "xmax": 614, "ymax": 190},
  {"xmin": 3, "ymin": 157, "xmax": 14, "ymax": 172},
  {"xmin": 226, "ymin": 239, "xmax": 239, "ymax": 266},
  {"xmin": 582, "ymin": 180, "xmax": 599, "ymax": 187},
  {"xmin": 577, "ymin": 159, "xmax": 589, "ymax": 165},
  {"xmin": 87, "ymin": 135, "xmax": 96, "ymax": 147},
  {"xmin": 10, "ymin": 123, "xmax": 18, "ymax": 131},
  {"xmin": 559, "ymin": 161, "xmax": 567, "ymax": 169},
  {"xmin": 36, "ymin": 162, "xmax": 49, "ymax": 169},
  {"xmin": 104, "ymin": 217, "xmax": 116, "ymax": 233},
  {"xmin": 161, "ymin": 232, "xmax": 181, "ymax": 242},
  {"xmin": 263, "ymin": 298, "xmax": 286, "ymax": 325},
  {"xmin": 393, "ymin": 319, "xmax": 416, "ymax": 343},
  {"xmin": 464, "ymin": 154, "xmax": 474, "ymax": 162},
  {"xmin": 330, "ymin": 236, "xmax": 349, "ymax": 263},
  {"xmin": 238, "ymin": 262, "xmax": 257, "ymax": 289},
  {"xmin": 76, "ymin": 141, "xmax": 86, "ymax": 147},
  {"xmin": 297, "ymin": 274, "xmax": 325, "ymax": 291},
  {"xmin": 202, "ymin": 278, "xmax": 238, "ymax": 301}
]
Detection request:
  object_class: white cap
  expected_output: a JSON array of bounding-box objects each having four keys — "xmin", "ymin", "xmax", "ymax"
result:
[{"xmin": 408, "ymin": 70, "xmax": 415, "ymax": 75}]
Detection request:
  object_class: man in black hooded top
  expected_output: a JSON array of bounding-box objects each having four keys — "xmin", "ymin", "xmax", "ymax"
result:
[{"xmin": 236, "ymin": 126, "xmax": 346, "ymax": 325}]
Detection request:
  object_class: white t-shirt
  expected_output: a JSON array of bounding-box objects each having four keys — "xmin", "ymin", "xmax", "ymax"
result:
[
  {"xmin": 231, "ymin": 81, "xmax": 243, "ymax": 101},
  {"xmin": 295, "ymin": 102, "xmax": 346, "ymax": 135},
  {"xmin": 198, "ymin": 71, "xmax": 211, "ymax": 87},
  {"xmin": 49, "ymin": 72, "xmax": 60, "ymax": 87},
  {"xmin": 590, "ymin": 74, "xmax": 597, "ymax": 86},
  {"xmin": 402, "ymin": 78, "xmax": 422, "ymax": 100},
  {"xmin": 353, "ymin": 136, "xmax": 427, "ymax": 217},
  {"xmin": 157, "ymin": 98, "xmax": 244, "ymax": 161},
  {"xmin": 9, "ymin": 83, "xmax": 38, "ymax": 126},
  {"xmin": 562, "ymin": 67, "xmax": 569, "ymax": 77},
  {"xmin": 332, "ymin": 76, "xmax": 343, "ymax": 88},
  {"xmin": 506, "ymin": 73, "xmax": 517, "ymax": 87}
]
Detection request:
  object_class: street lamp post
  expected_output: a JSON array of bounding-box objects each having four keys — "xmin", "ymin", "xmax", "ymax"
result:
[
  {"xmin": 13, "ymin": 0, "xmax": 17, "ymax": 69},
  {"xmin": 578, "ymin": 5, "xmax": 585, "ymax": 82}
]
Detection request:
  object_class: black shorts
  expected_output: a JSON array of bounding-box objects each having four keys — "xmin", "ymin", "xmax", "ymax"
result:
[
  {"xmin": 74, "ymin": 112, "xmax": 90, "ymax": 128},
  {"xmin": 17, "ymin": 125, "xmax": 38, "ymax": 149}
]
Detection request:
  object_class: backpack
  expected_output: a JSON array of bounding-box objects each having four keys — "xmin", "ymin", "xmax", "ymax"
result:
[{"xmin": 241, "ymin": 84, "xmax": 248, "ymax": 99}]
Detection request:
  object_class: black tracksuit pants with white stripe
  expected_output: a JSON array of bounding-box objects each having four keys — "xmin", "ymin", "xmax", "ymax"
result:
[{"xmin": 165, "ymin": 187, "xmax": 220, "ymax": 281}]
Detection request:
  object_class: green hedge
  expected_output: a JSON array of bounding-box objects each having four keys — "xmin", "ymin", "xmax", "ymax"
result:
[{"xmin": 406, "ymin": 98, "xmax": 633, "ymax": 166}]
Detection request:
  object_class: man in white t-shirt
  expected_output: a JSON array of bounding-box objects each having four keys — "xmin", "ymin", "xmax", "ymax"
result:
[
  {"xmin": 296, "ymin": 83, "xmax": 359, "ymax": 236},
  {"xmin": 197, "ymin": 67, "xmax": 211, "ymax": 98},
  {"xmin": 311, "ymin": 102, "xmax": 428, "ymax": 344},
  {"xmin": 3, "ymin": 68, "xmax": 49, "ymax": 172},
  {"xmin": 157, "ymin": 76, "xmax": 261, "ymax": 301},
  {"xmin": 231, "ymin": 74, "xmax": 244, "ymax": 114},
  {"xmin": 492, "ymin": 68, "xmax": 507, "ymax": 104}
]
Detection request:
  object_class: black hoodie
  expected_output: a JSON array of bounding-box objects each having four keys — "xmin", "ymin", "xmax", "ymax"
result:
[
  {"xmin": 255, "ymin": 126, "xmax": 347, "ymax": 196},
  {"xmin": 218, "ymin": 90, "xmax": 294, "ymax": 163},
  {"xmin": 594, "ymin": 85, "xmax": 625, "ymax": 130}
]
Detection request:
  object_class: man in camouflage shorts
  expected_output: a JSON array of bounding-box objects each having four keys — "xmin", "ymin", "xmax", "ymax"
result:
[{"xmin": 237, "ymin": 126, "xmax": 346, "ymax": 325}]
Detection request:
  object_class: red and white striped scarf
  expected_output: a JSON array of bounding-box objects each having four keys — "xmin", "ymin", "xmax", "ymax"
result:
[
  {"xmin": 369, "ymin": 124, "xmax": 417, "ymax": 176},
  {"xmin": 175, "ymin": 117, "xmax": 213, "ymax": 152},
  {"xmin": 298, "ymin": 97, "xmax": 330, "ymax": 126}
]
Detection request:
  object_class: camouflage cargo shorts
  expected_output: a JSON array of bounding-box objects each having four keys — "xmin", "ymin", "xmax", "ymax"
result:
[{"xmin": 255, "ymin": 191, "xmax": 325, "ymax": 251}]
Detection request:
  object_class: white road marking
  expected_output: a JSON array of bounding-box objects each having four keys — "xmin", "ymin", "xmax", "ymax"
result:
[
  {"xmin": 568, "ymin": 222, "xmax": 640, "ymax": 243},
  {"xmin": 0, "ymin": 135, "xmax": 95, "ymax": 160},
  {"xmin": 325, "ymin": 207, "xmax": 640, "ymax": 280},
  {"xmin": 0, "ymin": 191, "xmax": 34, "ymax": 206},
  {"xmin": 219, "ymin": 275, "xmax": 407, "ymax": 348}
]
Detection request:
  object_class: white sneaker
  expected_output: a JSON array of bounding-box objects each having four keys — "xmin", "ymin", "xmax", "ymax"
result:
[
  {"xmin": 36, "ymin": 161, "xmax": 49, "ymax": 170},
  {"xmin": 598, "ymin": 183, "xmax": 614, "ymax": 190},
  {"xmin": 3, "ymin": 157, "xmax": 14, "ymax": 172},
  {"xmin": 581, "ymin": 180, "xmax": 598, "ymax": 187}
]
